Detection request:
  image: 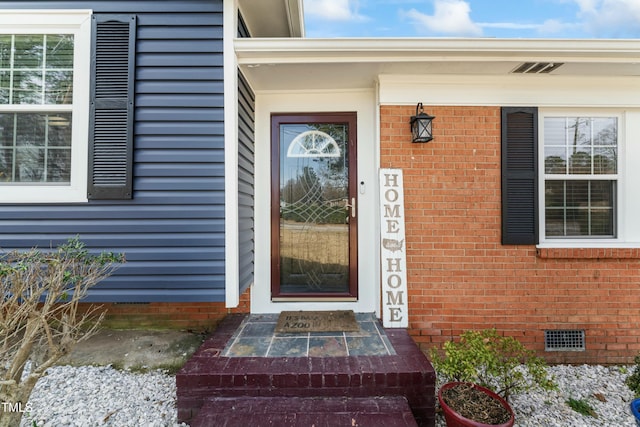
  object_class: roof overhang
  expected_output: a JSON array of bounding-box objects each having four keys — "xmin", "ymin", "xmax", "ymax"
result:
[
  {"xmin": 238, "ymin": 0, "xmax": 304, "ymax": 38},
  {"xmin": 236, "ymin": 38, "xmax": 640, "ymax": 91}
]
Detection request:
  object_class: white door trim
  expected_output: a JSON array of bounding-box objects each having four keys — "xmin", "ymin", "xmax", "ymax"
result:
[{"xmin": 252, "ymin": 89, "xmax": 380, "ymax": 315}]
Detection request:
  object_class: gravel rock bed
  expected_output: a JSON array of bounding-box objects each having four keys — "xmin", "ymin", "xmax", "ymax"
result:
[
  {"xmin": 437, "ymin": 364, "xmax": 638, "ymax": 427},
  {"xmin": 20, "ymin": 365, "xmax": 185, "ymax": 427},
  {"xmin": 15, "ymin": 364, "xmax": 639, "ymax": 426}
]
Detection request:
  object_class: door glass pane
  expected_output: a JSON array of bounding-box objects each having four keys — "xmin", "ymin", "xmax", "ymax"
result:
[{"xmin": 279, "ymin": 123, "xmax": 349, "ymax": 294}]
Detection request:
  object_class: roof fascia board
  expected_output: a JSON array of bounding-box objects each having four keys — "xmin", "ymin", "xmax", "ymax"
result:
[
  {"xmin": 235, "ymin": 38, "xmax": 640, "ymax": 64},
  {"xmin": 286, "ymin": 0, "xmax": 304, "ymax": 38}
]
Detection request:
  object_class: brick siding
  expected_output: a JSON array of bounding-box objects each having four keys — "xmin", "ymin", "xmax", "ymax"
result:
[
  {"xmin": 381, "ymin": 105, "xmax": 640, "ymax": 364},
  {"xmin": 79, "ymin": 288, "xmax": 251, "ymax": 332}
]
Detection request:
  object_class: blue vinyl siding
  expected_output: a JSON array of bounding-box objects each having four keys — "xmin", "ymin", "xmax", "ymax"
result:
[
  {"xmin": 238, "ymin": 71, "xmax": 255, "ymax": 294},
  {"xmin": 0, "ymin": 0, "xmax": 226, "ymax": 302}
]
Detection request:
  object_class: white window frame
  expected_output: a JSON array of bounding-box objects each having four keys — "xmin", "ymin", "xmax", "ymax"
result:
[
  {"xmin": 0, "ymin": 10, "xmax": 92, "ymax": 203},
  {"xmin": 539, "ymin": 109, "xmax": 626, "ymax": 247}
]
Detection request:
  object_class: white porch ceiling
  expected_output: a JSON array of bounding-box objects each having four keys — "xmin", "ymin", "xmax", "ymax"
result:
[{"xmin": 236, "ymin": 38, "xmax": 640, "ymax": 91}]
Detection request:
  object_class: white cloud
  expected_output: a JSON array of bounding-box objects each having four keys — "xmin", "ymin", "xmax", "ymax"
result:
[
  {"xmin": 555, "ymin": 0, "xmax": 640, "ymax": 37},
  {"xmin": 304, "ymin": 0, "xmax": 368, "ymax": 22},
  {"xmin": 580, "ymin": 0, "xmax": 640, "ymax": 37},
  {"xmin": 537, "ymin": 19, "xmax": 578, "ymax": 35},
  {"xmin": 572, "ymin": 0, "xmax": 600, "ymax": 14},
  {"xmin": 403, "ymin": 0, "xmax": 483, "ymax": 36},
  {"xmin": 478, "ymin": 22, "xmax": 540, "ymax": 30}
]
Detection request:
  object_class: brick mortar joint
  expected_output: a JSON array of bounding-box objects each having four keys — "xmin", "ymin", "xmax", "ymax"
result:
[{"xmin": 537, "ymin": 247, "xmax": 640, "ymax": 259}]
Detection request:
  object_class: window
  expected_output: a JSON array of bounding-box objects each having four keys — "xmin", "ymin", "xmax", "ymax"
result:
[
  {"xmin": 542, "ymin": 116, "xmax": 618, "ymax": 239},
  {"xmin": 502, "ymin": 108, "xmax": 639, "ymax": 247},
  {"xmin": 0, "ymin": 11, "xmax": 91, "ymax": 203}
]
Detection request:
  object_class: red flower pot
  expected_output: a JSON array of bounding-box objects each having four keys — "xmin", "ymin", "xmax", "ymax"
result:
[{"xmin": 438, "ymin": 382, "xmax": 515, "ymax": 427}]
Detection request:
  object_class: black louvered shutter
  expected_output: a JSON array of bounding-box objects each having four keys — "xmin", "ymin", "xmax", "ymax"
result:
[
  {"xmin": 88, "ymin": 15, "xmax": 136, "ymax": 200},
  {"xmin": 501, "ymin": 107, "xmax": 538, "ymax": 245}
]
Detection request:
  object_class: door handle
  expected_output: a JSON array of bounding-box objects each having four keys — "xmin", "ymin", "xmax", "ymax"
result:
[{"xmin": 345, "ymin": 197, "xmax": 356, "ymax": 218}]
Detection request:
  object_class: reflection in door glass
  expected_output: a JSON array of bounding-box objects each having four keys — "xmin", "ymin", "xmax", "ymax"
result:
[{"xmin": 279, "ymin": 124, "xmax": 350, "ymax": 294}]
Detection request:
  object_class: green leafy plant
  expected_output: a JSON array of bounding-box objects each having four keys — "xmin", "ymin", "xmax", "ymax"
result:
[
  {"xmin": 566, "ymin": 397, "xmax": 597, "ymax": 417},
  {"xmin": 625, "ymin": 354, "xmax": 640, "ymax": 397},
  {"xmin": 0, "ymin": 237, "xmax": 124, "ymax": 427},
  {"xmin": 429, "ymin": 329, "xmax": 556, "ymax": 402}
]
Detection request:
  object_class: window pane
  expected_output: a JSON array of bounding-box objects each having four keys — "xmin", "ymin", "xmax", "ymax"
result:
[
  {"xmin": 568, "ymin": 149, "xmax": 591, "ymax": 174},
  {"xmin": 47, "ymin": 148, "xmax": 71, "ymax": 182},
  {"xmin": 0, "ymin": 35, "xmax": 10, "ymax": 68},
  {"xmin": 0, "ymin": 114, "xmax": 14, "ymax": 147},
  {"xmin": 47, "ymin": 114, "xmax": 72, "ymax": 146},
  {"xmin": 0, "ymin": 149, "xmax": 13, "ymax": 182},
  {"xmin": 1, "ymin": 33, "xmax": 73, "ymax": 105},
  {"xmin": 16, "ymin": 114, "xmax": 45, "ymax": 146},
  {"xmin": 544, "ymin": 118, "xmax": 566, "ymax": 146},
  {"xmin": 13, "ymin": 70, "xmax": 43, "ymax": 104},
  {"xmin": 14, "ymin": 35, "xmax": 44, "ymax": 69},
  {"xmin": 545, "ymin": 180, "xmax": 565, "ymax": 208},
  {"xmin": 594, "ymin": 147, "xmax": 616, "ymax": 174},
  {"xmin": 591, "ymin": 208, "xmax": 614, "ymax": 236},
  {"xmin": 15, "ymin": 147, "xmax": 44, "ymax": 182},
  {"xmin": 565, "ymin": 208, "xmax": 584, "ymax": 236},
  {"xmin": 0, "ymin": 71, "xmax": 8, "ymax": 103},
  {"xmin": 593, "ymin": 118, "xmax": 617, "ymax": 146},
  {"xmin": 545, "ymin": 180, "xmax": 615, "ymax": 237},
  {"xmin": 545, "ymin": 205, "xmax": 565, "ymax": 236},
  {"xmin": 566, "ymin": 181, "xmax": 588, "ymax": 207},
  {"xmin": 46, "ymin": 35, "xmax": 74, "ymax": 68},
  {"xmin": 569, "ymin": 117, "xmax": 591, "ymax": 148},
  {"xmin": 544, "ymin": 147, "xmax": 567, "ymax": 174},
  {"xmin": 0, "ymin": 113, "xmax": 70, "ymax": 183},
  {"xmin": 45, "ymin": 70, "xmax": 73, "ymax": 104},
  {"xmin": 591, "ymin": 181, "xmax": 614, "ymax": 205},
  {"xmin": 0, "ymin": 28, "xmax": 77, "ymax": 191}
]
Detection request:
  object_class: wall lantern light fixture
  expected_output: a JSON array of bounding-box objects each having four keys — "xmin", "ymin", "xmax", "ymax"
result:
[{"xmin": 409, "ymin": 103, "xmax": 435, "ymax": 143}]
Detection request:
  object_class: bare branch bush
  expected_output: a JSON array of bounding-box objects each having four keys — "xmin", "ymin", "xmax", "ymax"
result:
[{"xmin": 0, "ymin": 237, "xmax": 124, "ymax": 427}]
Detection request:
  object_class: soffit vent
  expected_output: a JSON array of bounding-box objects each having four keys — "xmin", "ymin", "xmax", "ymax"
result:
[
  {"xmin": 544, "ymin": 329, "xmax": 585, "ymax": 351},
  {"xmin": 512, "ymin": 62, "xmax": 564, "ymax": 74}
]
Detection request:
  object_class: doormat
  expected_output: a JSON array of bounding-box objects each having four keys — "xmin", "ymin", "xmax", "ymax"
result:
[{"xmin": 275, "ymin": 310, "xmax": 359, "ymax": 333}]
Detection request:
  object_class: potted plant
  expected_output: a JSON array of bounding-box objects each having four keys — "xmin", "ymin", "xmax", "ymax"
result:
[
  {"xmin": 438, "ymin": 382, "xmax": 514, "ymax": 427},
  {"xmin": 430, "ymin": 329, "xmax": 556, "ymax": 426}
]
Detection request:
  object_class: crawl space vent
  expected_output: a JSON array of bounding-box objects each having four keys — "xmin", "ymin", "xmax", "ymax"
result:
[
  {"xmin": 544, "ymin": 330, "xmax": 585, "ymax": 351},
  {"xmin": 512, "ymin": 62, "xmax": 564, "ymax": 74}
]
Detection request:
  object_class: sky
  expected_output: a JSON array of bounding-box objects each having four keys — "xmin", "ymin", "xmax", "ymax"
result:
[{"xmin": 302, "ymin": 0, "xmax": 640, "ymax": 38}]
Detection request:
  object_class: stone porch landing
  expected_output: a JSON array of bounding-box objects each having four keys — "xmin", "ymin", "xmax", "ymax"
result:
[{"xmin": 176, "ymin": 314, "xmax": 436, "ymax": 426}]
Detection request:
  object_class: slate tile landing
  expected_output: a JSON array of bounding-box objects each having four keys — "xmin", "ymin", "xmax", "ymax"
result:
[
  {"xmin": 223, "ymin": 312, "xmax": 396, "ymax": 357},
  {"xmin": 176, "ymin": 314, "xmax": 436, "ymax": 427}
]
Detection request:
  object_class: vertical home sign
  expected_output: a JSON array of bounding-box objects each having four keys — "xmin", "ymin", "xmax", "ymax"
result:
[{"xmin": 379, "ymin": 169, "xmax": 408, "ymax": 328}]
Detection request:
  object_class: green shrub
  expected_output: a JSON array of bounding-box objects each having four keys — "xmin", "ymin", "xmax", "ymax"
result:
[
  {"xmin": 625, "ymin": 354, "xmax": 640, "ymax": 396},
  {"xmin": 429, "ymin": 329, "xmax": 556, "ymax": 402}
]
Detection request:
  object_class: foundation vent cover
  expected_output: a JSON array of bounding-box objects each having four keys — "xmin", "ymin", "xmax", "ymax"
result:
[
  {"xmin": 512, "ymin": 62, "xmax": 564, "ymax": 74},
  {"xmin": 544, "ymin": 330, "xmax": 585, "ymax": 351}
]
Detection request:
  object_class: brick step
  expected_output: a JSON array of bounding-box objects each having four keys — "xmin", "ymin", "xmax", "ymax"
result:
[
  {"xmin": 177, "ymin": 315, "xmax": 436, "ymax": 426},
  {"xmin": 190, "ymin": 396, "xmax": 419, "ymax": 427}
]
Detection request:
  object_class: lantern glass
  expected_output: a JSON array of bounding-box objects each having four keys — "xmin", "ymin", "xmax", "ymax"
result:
[{"xmin": 410, "ymin": 103, "xmax": 435, "ymax": 143}]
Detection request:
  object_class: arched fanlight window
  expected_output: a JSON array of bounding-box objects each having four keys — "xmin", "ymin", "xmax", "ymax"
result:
[{"xmin": 287, "ymin": 130, "xmax": 341, "ymax": 158}]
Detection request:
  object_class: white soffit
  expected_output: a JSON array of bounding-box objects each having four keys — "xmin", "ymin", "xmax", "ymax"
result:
[
  {"xmin": 236, "ymin": 38, "xmax": 640, "ymax": 90},
  {"xmin": 238, "ymin": 0, "xmax": 303, "ymax": 38}
]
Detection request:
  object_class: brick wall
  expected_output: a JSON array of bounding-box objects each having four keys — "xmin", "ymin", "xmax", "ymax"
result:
[
  {"xmin": 380, "ymin": 105, "xmax": 640, "ymax": 364},
  {"xmin": 79, "ymin": 287, "xmax": 251, "ymax": 332}
]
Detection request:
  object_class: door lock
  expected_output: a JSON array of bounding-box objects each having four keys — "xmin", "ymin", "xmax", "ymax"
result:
[{"xmin": 345, "ymin": 197, "xmax": 356, "ymax": 218}]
